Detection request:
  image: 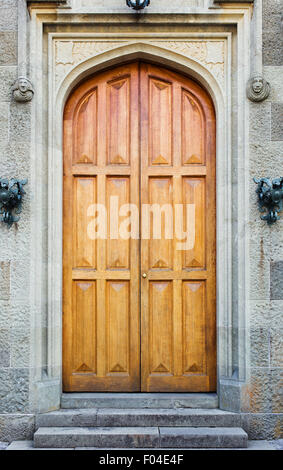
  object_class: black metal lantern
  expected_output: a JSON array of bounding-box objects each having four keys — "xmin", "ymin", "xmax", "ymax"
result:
[{"xmin": 126, "ymin": 0, "xmax": 150, "ymax": 10}]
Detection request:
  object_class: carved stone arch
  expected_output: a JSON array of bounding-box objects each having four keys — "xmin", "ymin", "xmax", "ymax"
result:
[{"xmin": 56, "ymin": 42, "xmax": 225, "ymax": 117}]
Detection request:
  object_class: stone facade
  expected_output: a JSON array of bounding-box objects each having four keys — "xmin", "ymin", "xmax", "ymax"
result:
[{"xmin": 0, "ymin": 0, "xmax": 282, "ymax": 442}]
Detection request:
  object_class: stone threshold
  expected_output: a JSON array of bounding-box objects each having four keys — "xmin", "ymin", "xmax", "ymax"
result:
[{"xmin": 61, "ymin": 393, "xmax": 218, "ymax": 409}]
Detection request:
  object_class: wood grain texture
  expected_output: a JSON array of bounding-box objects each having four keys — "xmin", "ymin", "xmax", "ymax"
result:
[
  {"xmin": 140, "ymin": 63, "xmax": 216, "ymax": 392},
  {"xmin": 63, "ymin": 62, "xmax": 216, "ymax": 392},
  {"xmin": 63, "ymin": 63, "xmax": 140, "ymax": 391}
]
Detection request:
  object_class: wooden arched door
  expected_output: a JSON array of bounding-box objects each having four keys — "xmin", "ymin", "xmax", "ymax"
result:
[{"xmin": 63, "ymin": 62, "xmax": 216, "ymax": 392}]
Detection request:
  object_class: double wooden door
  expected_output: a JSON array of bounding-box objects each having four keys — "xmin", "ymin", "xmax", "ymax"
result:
[{"xmin": 63, "ymin": 62, "xmax": 216, "ymax": 392}]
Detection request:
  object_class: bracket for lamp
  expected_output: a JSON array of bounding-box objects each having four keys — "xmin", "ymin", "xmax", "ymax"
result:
[
  {"xmin": 254, "ymin": 177, "xmax": 283, "ymax": 225},
  {"xmin": 126, "ymin": 0, "xmax": 150, "ymax": 10},
  {"xmin": 0, "ymin": 178, "xmax": 27, "ymax": 227}
]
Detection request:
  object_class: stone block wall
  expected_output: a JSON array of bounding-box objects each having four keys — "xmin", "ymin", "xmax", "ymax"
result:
[
  {"xmin": 245, "ymin": 0, "xmax": 283, "ymax": 439},
  {"xmin": 0, "ymin": 0, "xmax": 34, "ymax": 441},
  {"xmin": 0, "ymin": 0, "xmax": 282, "ymax": 442}
]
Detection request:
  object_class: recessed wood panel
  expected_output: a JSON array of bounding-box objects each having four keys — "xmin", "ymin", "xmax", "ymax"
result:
[
  {"xmin": 73, "ymin": 177, "xmax": 96, "ymax": 268},
  {"xmin": 106, "ymin": 177, "xmax": 130, "ymax": 269},
  {"xmin": 148, "ymin": 177, "xmax": 173, "ymax": 270},
  {"xmin": 63, "ymin": 63, "xmax": 140, "ymax": 392},
  {"xmin": 149, "ymin": 78, "xmax": 172, "ymax": 166},
  {"xmin": 140, "ymin": 63, "xmax": 216, "ymax": 392},
  {"xmin": 107, "ymin": 77, "xmax": 130, "ymax": 165},
  {"xmin": 182, "ymin": 90, "xmax": 205, "ymax": 165},
  {"xmin": 183, "ymin": 177, "xmax": 205, "ymax": 269},
  {"xmin": 72, "ymin": 281, "xmax": 97, "ymax": 374},
  {"xmin": 107, "ymin": 281, "xmax": 130, "ymax": 375},
  {"xmin": 73, "ymin": 89, "xmax": 97, "ymax": 164},
  {"xmin": 183, "ymin": 281, "xmax": 206, "ymax": 375},
  {"xmin": 64, "ymin": 62, "xmax": 216, "ymax": 393},
  {"xmin": 149, "ymin": 281, "xmax": 173, "ymax": 375}
]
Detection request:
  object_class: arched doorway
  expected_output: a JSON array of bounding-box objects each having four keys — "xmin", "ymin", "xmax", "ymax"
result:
[{"xmin": 63, "ymin": 62, "xmax": 216, "ymax": 392}]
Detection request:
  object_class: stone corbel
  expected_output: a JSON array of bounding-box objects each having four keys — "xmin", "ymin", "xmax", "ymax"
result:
[{"xmin": 246, "ymin": 74, "xmax": 270, "ymax": 102}]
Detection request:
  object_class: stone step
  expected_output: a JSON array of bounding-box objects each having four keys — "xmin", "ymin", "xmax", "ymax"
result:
[
  {"xmin": 61, "ymin": 393, "xmax": 218, "ymax": 409},
  {"xmin": 36, "ymin": 408, "xmax": 240, "ymax": 429},
  {"xmin": 34, "ymin": 426, "xmax": 248, "ymax": 448}
]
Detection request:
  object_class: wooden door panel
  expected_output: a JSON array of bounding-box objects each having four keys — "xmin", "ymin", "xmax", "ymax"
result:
[
  {"xmin": 107, "ymin": 76, "xmax": 130, "ymax": 165},
  {"xmin": 63, "ymin": 62, "xmax": 216, "ymax": 393},
  {"xmin": 140, "ymin": 63, "xmax": 216, "ymax": 392},
  {"xmin": 149, "ymin": 78, "xmax": 172, "ymax": 166},
  {"xmin": 63, "ymin": 63, "xmax": 140, "ymax": 391}
]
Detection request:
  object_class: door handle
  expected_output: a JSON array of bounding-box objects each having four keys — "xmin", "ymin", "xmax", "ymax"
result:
[{"xmin": 142, "ymin": 273, "xmax": 147, "ymax": 278}]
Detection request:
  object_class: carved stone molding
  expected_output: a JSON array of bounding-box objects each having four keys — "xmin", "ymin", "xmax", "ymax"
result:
[
  {"xmin": 54, "ymin": 39, "xmax": 225, "ymax": 89},
  {"xmin": 152, "ymin": 41, "xmax": 225, "ymax": 87},
  {"xmin": 246, "ymin": 74, "xmax": 270, "ymax": 102},
  {"xmin": 11, "ymin": 77, "xmax": 34, "ymax": 102}
]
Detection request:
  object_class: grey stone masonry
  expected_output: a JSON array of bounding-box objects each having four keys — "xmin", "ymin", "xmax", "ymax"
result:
[
  {"xmin": 61, "ymin": 393, "xmax": 218, "ymax": 409},
  {"xmin": 270, "ymin": 261, "xmax": 283, "ymax": 300},
  {"xmin": 34, "ymin": 426, "xmax": 248, "ymax": 449},
  {"xmin": 34, "ymin": 427, "xmax": 160, "ymax": 449},
  {"xmin": 159, "ymin": 427, "xmax": 248, "ymax": 448},
  {"xmin": 271, "ymin": 104, "xmax": 283, "ymax": 141},
  {"xmin": 262, "ymin": 0, "xmax": 283, "ymax": 66},
  {"xmin": 36, "ymin": 408, "xmax": 241, "ymax": 429}
]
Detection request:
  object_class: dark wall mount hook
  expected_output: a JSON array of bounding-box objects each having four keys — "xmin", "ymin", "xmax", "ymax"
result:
[
  {"xmin": 0, "ymin": 178, "xmax": 27, "ymax": 227},
  {"xmin": 126, "ymin": 0, "xmax": 150, "ymax": 10},
  {"xmin": 254, "ymin": 177, "xmax": 283, "ymax": 225}
]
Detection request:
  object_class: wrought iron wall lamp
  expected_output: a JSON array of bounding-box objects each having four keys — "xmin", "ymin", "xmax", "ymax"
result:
[
  {"xmin": 0, "ymin": 178, "xmax": 27, "ymax": 227},
  {"xmin": 254, "ymin": 177, "xmax": 283, "ymax": 225},
  {"xmin": 126, "ymin": 0, "xmax": 150, "ymax": 10}
]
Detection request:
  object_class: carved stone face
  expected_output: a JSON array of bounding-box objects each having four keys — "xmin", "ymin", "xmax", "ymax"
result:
[
  {"xmin": 252, "ymin": 77, "xmax": 264, "ymax": 94},
  {"xmin": 18, "ymin": 78, "xmax": 29, "ymax": 93}
]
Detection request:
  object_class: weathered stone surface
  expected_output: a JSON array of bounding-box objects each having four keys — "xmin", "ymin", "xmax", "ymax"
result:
[
  {"xmin": 0, "ymin": 8, "xmax": 17, "ymax": 32},
  {"xmin": 271, "ymin": 103, "xmax": 283, "ymax": 141},
  {"xmin": 262, "ymin": 0, "xmax": 282, "ymax": 31},
  {"xmin": 0, "ymin": 33, "xmax": 17, "ymax": 66},
  {"xmin": 34, "ymin": 427, "xmax": 160, "ymax": 448},
  {"xmin": 0, "ymin": 67, "xmax": 17, "ymax": 102},
  {"xmin": 250, "ymin": 141, "xmax": 283, "ymax": 176},
  {"xmin": 262, "ymin": 0, "xmax": 283, "ymax": 66},
  {"xmin": 159, "ymin": 427, "xmax": 248, "ymax": 448},
  {"xmin": 61, "ymin": 393, "xmax": 218, "ymax": 409},
  {"xmin": 38, "ymin": 408, "xmax": 241, "ymax": 428},
  {"xmin": 0, "ymin": 368, "xmax": 29, "ymax": 413},
  {"xmin": 249, "ymin": 102, "xmax": 271, "ymax": 143},
  {"xmin": 249, "ymin": 367, "xmax": 283, "ymax": 414},
  {"xmin": 10, "ymin": 261, "xmax": 30, "ymax": 301},
  {"xmin": 10, "ymin": 326, "xmax": 30, "ymax": 368},
  {"xmin": 0, "ymin": 328, "xmax": 10, "ymax": 367},
  {"xmin": 250, "ymin": 328, "xmax": 270, "ymax": 367},
  {"xmin": 9, "ymin": 102, "xmax": 32, "ymax": 142},
  {"xmin": 0, "ymin": 415, "xmax": 34, "ymax": 443},
  {"xmin": 270, "ymin": 368, "xmax": 283, "ymax": 413},
  {"xmin": 242, "ymin": 413, "xmax": 283, "ymax": 440},
  {"xmin": 249, "ymin": 255, "xmax": 271, "ymax": 301},
  {"xmin": 270, "ymin": 328, "xmax": 283, "ymax": 367},
  {"xmin": 263, "ymin": 66, "xmax": 283, "ymax": 103},
  {"xmin": 36, "ymin": 409, "xmax": 98, "ymax": 429},
  {"xmin": 0, "ymin": 262, "xmax": 10, "ymax": 301},
  {"xmin": 0, "ymin": 102, "xmax": 9, "ymax": 143},
  {"xmin": 0, "ymin": 140, "xmax": 30, "ymax": 180},
  {"xmin": 0, "ymin": 0, "xmax": 18, "ymax": 7},
  {"xmin": 33, "ymin": 379, "xmax": 61, "ymax": 414},
  {"xmin": 271, "ymin": 261, "xmax": 283, "ymax": 300}
]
